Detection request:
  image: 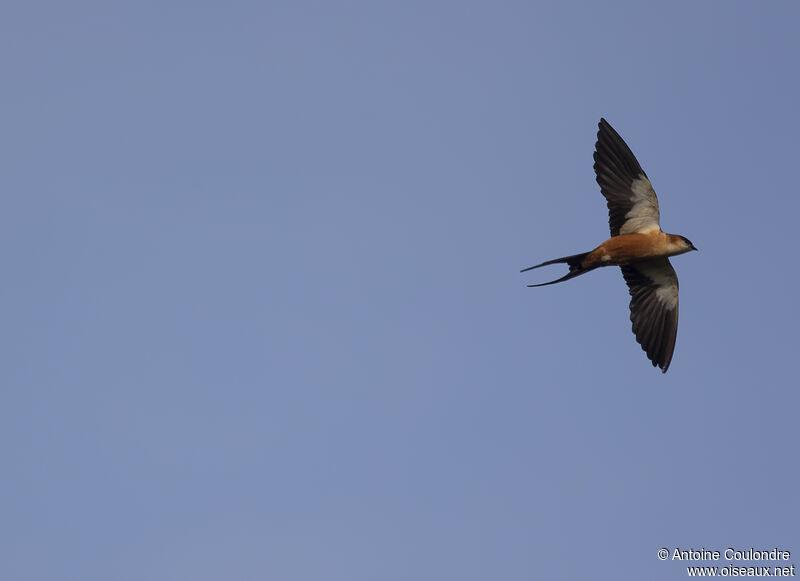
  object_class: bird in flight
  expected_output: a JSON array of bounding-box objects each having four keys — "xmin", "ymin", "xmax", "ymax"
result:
[{"xmin": 521, "ymin": 119, "xmax": 697, "ymax": 372}]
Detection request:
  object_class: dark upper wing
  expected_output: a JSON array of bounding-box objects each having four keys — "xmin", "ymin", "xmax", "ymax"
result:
[
  {"xmin": 620, "ymin": 258, "xmax": 679, "ymax": 373},
  {"xmin": 593, "ymin": 118, "xmax": 661, "ymax": 237}
]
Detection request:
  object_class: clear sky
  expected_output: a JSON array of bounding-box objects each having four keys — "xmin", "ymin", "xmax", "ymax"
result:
[{"xmin": 2, "ymin": 1, "xmax": 798, "ymax": 579}]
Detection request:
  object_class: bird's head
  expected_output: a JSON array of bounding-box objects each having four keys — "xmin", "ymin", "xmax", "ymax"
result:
[
  {"xmin": 665, "ymin": 234, "xmax": 697, "ymax": 256},
  {"xmin": 679, "ymin": 236, "xmax": 698, "ymax": 252}
]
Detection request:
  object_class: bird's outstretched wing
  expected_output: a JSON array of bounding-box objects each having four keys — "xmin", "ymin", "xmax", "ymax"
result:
[
  {"xmin": 620, "ymin": 258, "xmax": 679, "ymax": 373},
  {"xmin": 594, "ymin": 118, "xmax": 661, "ymax": 236}
]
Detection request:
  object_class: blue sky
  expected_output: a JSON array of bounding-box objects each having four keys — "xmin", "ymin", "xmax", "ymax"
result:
[{"xmin": 2, "ymin": 1, "xmax": 799, "ymax": 579}]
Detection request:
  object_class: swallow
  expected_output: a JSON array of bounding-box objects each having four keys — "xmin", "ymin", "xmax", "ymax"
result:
[{"xmin": 521, "ymin": 119, "xmax": 697, "ymax": 372}]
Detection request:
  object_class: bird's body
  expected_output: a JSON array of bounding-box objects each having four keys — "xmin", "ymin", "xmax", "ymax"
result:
[
  {"xmin": 522, "ymin": 119, "xmax": 696, "ymax": 373},
  {"xmin": 584, "ymin": 231, "xmax": 692, "ymax": 268}
]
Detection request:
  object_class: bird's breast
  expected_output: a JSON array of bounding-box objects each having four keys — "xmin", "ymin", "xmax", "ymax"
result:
[{"xmin": 583, "ymin": 233, "xmax": 667, "ymax": 268}]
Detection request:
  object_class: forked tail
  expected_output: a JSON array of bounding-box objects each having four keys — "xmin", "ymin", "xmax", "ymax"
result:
[{"xmin": 520, "ymin": 251, "xmax": 592, "ymax": 287}]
